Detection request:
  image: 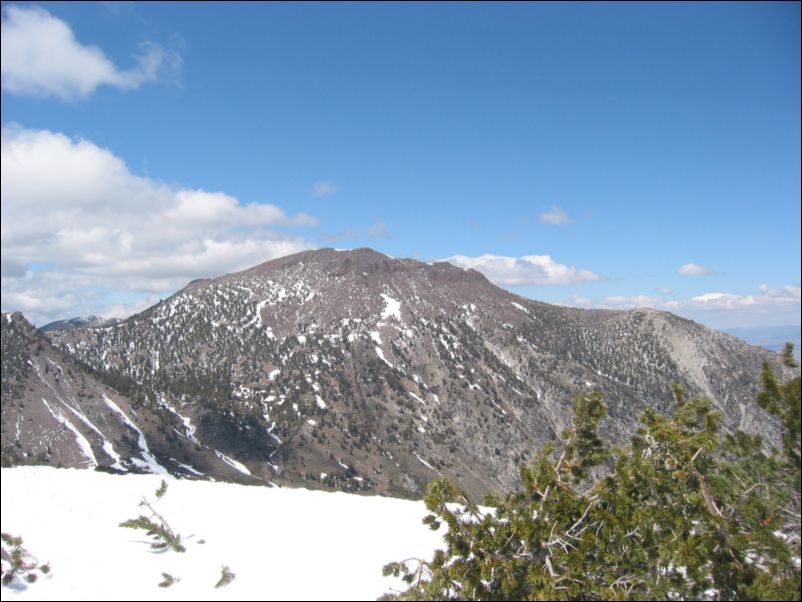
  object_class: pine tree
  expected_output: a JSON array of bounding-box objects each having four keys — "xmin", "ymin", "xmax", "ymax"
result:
[
  {"xmin": 382, "ymin": 356, "xmax": 801, "ymax": 601},
  {"xmin": 0, "ymin": 533, "xmax": 50, "ymax": 586},
  {"xmin": 158, "ymin": 572, "xmax": 180, "ymax": 588},
  {"xmin": 119, "ymin": 479, "xmax": 186, "ymax": 553},
  {"xmin": 215, "ymin": 565, "xmax": 235, "ymax": 588}
]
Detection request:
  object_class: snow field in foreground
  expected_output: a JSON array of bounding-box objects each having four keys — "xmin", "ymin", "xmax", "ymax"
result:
[{"xmin": 1, "ymin": 467, "xmax": 444, "ymax": 601}]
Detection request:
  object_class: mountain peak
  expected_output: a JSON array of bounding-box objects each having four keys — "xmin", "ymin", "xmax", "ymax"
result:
[
  {"xmin": 39, "ymin": 315, "xmax": 110, "ymax": 333},
  {"xmin": 31, "ymin": 248, "xmax": 787, "ymax": 500},
  {"xmin": 202, "ymin": 247, "xmax": 497, "ymax": 295}
]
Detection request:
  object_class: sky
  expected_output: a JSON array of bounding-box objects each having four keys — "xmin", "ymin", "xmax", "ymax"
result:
[{"xmin": 1, "ymin": 2, "xmax": 800, "ymax": 329}]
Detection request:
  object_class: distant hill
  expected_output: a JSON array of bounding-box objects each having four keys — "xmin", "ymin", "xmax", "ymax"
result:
[
  {"xmin": 722, "ymin": 325, "xmax": 801, "ymax": 359},
  {"xmin": 39, "ymin": 316, "xmax": 116, "ymax": 332}
]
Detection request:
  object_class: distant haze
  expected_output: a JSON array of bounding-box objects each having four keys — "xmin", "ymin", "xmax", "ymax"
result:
[{"xmin": 722, "ymin": 325, "xmax": 801, "ymax": 359}]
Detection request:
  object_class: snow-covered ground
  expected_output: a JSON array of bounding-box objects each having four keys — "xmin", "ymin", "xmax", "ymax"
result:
[{"xmin": 0, "ymin": 467, "xmax": 444, "ymax": 601}]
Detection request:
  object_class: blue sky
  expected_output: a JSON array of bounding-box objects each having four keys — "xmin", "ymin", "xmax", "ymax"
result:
[{"xmin": 1, "ymin": 2, "xmax": 799, "ymax": 328}]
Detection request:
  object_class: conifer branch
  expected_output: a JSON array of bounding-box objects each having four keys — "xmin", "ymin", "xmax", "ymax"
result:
[{"xmin": 119, "ymin": 479, "xmax": 185, "ymax": 553}]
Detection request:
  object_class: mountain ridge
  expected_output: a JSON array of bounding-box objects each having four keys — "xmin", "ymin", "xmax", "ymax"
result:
[
  {"xmin": 0, "ymin": 312, "xmax": 253, "ymax": 481},
  {"xmin": 2, "ymin": 248, "xmax": 791, "ymax": 500}
]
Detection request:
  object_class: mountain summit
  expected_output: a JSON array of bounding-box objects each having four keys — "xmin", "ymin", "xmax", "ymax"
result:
[{"xmin": 4, "ymin": 248, "xmax": 786, "ymax": 499}]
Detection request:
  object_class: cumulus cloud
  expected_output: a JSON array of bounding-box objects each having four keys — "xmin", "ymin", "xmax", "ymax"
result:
[
  {"xmin": 1, "ymin": 5, "xmax": 180, "ymax": 100},
  {"xmin": 538, "ymin": 205, "xmax": 572, "ymax": 226},
  {"xmin": 677, "ymin": 262, "xmax": 716, "ymax": 276},
  {"xmin": 311, "ymin": 180, "xmax": 339, "ymax": 198},
  {"xmin": 678, "ymin": 284, "xmax": 801, "ymax": 311},
  {"xmin": 1, "ymin": 126, "xmax": 316, "ymax": 324},
  {"xmin": 445, "ymin": 254, "xmax": 601, "ymax": 286},
  {"xmin": 564, "ymin": 284, "xmax": 800, "ymax": 327},
  {"xmin": 0, "ymin": 255, "xmax": 26, "ymax": 278},
  {"xmin": 101, "ymin": 295, "xmax": 165, "ymax": 321}
]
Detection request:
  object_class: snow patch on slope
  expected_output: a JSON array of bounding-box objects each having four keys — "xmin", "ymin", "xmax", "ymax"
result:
[
  {"xmin": 254, "ymin": 299, "xmax": 269, "ymax": 327},
  {"xmin": 375, "ymin": 347, "xmax": 393, "ymax": 368},
  {"xmin": 40, "ymin": 398, "xmax": 97, "ymax": 468},
  {"xmin": 380, "ymin": 294, "xmax": 402, "ymax": 322},
  {"xmin": 214, "ymin": 450, "xmax": 252, "ymax": 476},
  {"xmin": 510, "ymin": 301, "xmax": 529, "ymax": 314},
  {"xmin": 101, "ymin": 394, "xmax": 167, "ymax": 475},
  {"xmin": 413, "ymin": 452, "xmax": 435, "ymax": 471}
]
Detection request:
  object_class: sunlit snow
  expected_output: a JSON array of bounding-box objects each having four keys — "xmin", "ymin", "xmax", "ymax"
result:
[
  {"xmin": 510, "ymin": 301, "xmax": 529, "ymax": 314},
  {"xmin": 0, "ymin": 467, "xmax": 444, "ymax": 601},
  {"xmin": 102, "ymin": 395, "xmax": 167, "ymax": 475},
  {"xmin": 380, "ymin": 294, "xmax": 402, "ymax": 322}
]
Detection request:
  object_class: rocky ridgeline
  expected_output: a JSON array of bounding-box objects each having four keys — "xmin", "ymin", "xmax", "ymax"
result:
[{"xmin": 2, "ymin": 248, "xmax": 788, "ymax": 499}]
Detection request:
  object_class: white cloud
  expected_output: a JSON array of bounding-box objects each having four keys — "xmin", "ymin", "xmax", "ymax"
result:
[
  {"xmin": 582, "ymin": 285, "xmax": 800, "ymax": 312},
  {"xmin": 1, "ymin": 126, "xmax": 316, "ymax": 324},
  {"xmin": 311, "ymin": 180, "xmax": 339, "ymax": 198},
  {"xmin": 101, "ymin": 295, "xmax": 165, "ymax": 320},
  {"xmin": 1, "ymin": 282, "xmax": 77, "ymax": 317},
  {"xmin": 680, "ymin": 284, "xmax": 801, "ymax": 311},
  {"xmin": 538, "ymin": 205, "xmax": 572, "ymax": 226},
  {"xmin": 655, "ymin": 287, "xmax": 674, "ymax": 295},
  {"xmin": 0, "ymin": 255, "xmax": 26, "ymax": 278},
  {"xmin": 165, "ymin": 190, "xmax": 315, "ymax": 228},
  {"xmin": 446, "ymin": 254, "xmax": 601, "ymax": 286},
  {"xmin": 1, "ymin": 5, "xmax": 180, "ymax": 100},
  {"xmin": 602, "ymin": 295, "xmax": 663, "ymax": 309},
  {"xmin": 564, "ymin": 284, "xmax": 801, "ymax": 328},
  {"xmin": 677, "ymin": 262, "xmax": 716, "ymax": 276}
]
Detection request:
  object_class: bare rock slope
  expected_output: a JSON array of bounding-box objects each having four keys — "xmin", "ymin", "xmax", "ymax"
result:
[
  {"xmin": 1, "ymin": 312, "xmax": 253, "ymax": 482},
  {"xmin": 6, "ymin": 248, "xmax": 787, "ymax": 499}
]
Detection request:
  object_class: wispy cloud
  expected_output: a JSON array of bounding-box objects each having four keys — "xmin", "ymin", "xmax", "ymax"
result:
[
  {"xmin": 446, "ymin": 254, "xmax": 601, "ymax": 286},
  {"xmin": 320, "ymin": 218, "xmax": 390, "ymax": 243},
  {"xmin": 598, "ymin": 295, "xmax": 667, "ymax": 309},
  {"xmin": 538, "ymin": 205, "xmax": 572, "ymax": 226},
  {"xmin": 677, "ymin": 262, "xmax": 716, "ymax": 276},
  {"xmin": 655, "ymin": 287, "xmax": 674, "ymax": 295},
  {"xmin": 0, "ymin": 126, "xmax": 316, "ymax": 324},
  {"xmin": 1, "ymin": 5, "xmax": 181, "ymax": 100},
  {"xmin": 566, "ymin": 284, "xmax": 801, "ymax": 326},
  {"xmin": 311, "ymin": 180, "xmax": 339, "ymax": 198},
  {"xmin": 366, "ymin": 218, "xmax": 389, "ymax": 238}
]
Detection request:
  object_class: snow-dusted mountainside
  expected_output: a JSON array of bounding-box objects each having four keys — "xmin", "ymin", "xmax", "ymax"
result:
[
  {"xmin": 0, "ymin": 312, "xmax": 255, "ymax": 482},
  {"xmin": 1, "ymin": 466, "xmax": 442, "ymax": 601},
  {"xmin": 38, "ymin": 316, "xmax": 116, "ymax": 333},
  {"xmin": 4, "ymin": 248, "xmax": 786, "ymax": 499}
]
